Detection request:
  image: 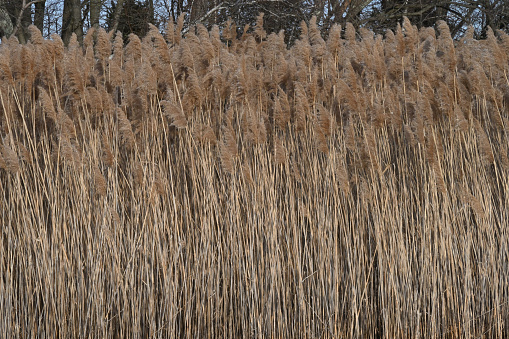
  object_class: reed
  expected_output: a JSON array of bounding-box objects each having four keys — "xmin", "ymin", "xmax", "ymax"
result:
[{"xmin": 1, "ymin": 15, "xmax": 509, "ymax": 338}]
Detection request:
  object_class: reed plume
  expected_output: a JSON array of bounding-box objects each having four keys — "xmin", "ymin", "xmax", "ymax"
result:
[
  {"xmin": 116, "ymin": 107, "xmax": 135, "ymax": 150},
  {"xmin": 475, "ymin": 121, "xmax": 495, "ymax": 165},
  {"xmin": 95, "ymin": 27, "xmax": 112, "ymax": 63},
  {"xmin": 1, "ymin": 141, "xmax": 19, "ymax": 174},
  {"xmin": 192, "ymin": 123, "xmax": 216, "ymax": 146},
  {"xmin": 175, "ymin": 13, "xmax": 186, "ymax": 44},
  {"xmin": 309, "ymin": 16, "xmax": 326, "ymax": 62},
  {"xmin": 93, "ymin": 163, "xmax": 107, "ymax": 197},
  {"xmin": 164, "ymin": 16, "xmax": 175, "ymax": 44},
  {"xmin": 294, "ymin": 83, "xmax": 309, "ymax": 131},
  {"xmin": 161, "ymin": 99, "xmax": 187, "ymax": 129},
  {"xmin": 220, "ymin": 129, "xmax": 236, "ymax": 174}
]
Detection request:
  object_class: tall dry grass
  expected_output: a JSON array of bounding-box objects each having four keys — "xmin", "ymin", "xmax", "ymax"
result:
[{"xmin": 1, "ymin": 15, "xmax": 509, "ymax": 337}]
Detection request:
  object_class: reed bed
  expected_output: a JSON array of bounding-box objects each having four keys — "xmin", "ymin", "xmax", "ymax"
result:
[{"xmin": 1, "ymin": 15, "xmax": 509, "ymax": 338}]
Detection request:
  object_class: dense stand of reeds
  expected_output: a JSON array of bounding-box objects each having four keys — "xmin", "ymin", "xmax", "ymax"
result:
[{"xmin": 1, "ymin": 14, "xmax": 509, "ymax": 337}]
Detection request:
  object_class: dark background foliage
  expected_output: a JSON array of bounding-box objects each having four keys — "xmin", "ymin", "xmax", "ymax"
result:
[{"xmin": 0, "ymin": 1, "xmax": 508, "ymax": 44}]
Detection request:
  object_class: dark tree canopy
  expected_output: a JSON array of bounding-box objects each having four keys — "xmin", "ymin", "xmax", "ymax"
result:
[
  {"xmin": 106, "ymin": 0, "xmax": 156, "ymax": 38},
  {"xmin": 0, "ymin": 0, "xmax": 508, "ymax": 44}
]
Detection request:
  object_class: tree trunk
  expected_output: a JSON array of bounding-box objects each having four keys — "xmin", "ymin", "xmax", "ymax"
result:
[
  {"xmin": 62, "ymin": 0, "xmax": 83, "ymax": 45},
  {"xmin": 111, "ymin": 0, "xmax": 125, "ymax": 33},
  {"xmin": 148, "ymin": 0, "xmax": 154, "ymax": 22},
  {"xmin": 62, "ymin": 0, "xmax": 72, "ymax": 43},
  {"xmin": 34, "ymin": 0, "xmax": 45, "ymax": 33},
  {"xmin": 72, "ymin": 0, "xmax": 83, "ymax": 41},
  {"xmin": 90, "ymin": 0, "xmax": 101, "ymax": 29},
  {"xmin": 190, "ymin": 0, "xmax": 219, "ymax": 26}
]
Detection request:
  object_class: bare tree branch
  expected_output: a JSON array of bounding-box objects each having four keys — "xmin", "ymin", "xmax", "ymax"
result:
[
  {"xmin": 185, "ymin": 0, "xmax": 227, "ymax": 32},
  {"xmin": 11, "ymin": 0, "xmax": 44, "ymax": 37}
]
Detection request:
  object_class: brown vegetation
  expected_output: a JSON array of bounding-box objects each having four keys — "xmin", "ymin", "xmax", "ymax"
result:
[{"xmin": 1, "ymin": 15, "xmax": 509, "ymax": 338}]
